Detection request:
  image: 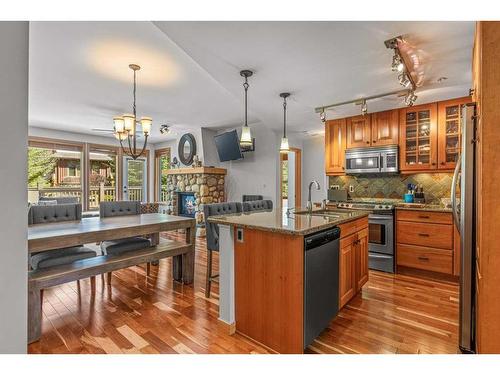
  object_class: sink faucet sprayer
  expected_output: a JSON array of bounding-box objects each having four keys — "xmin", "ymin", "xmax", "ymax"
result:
[{"xmin": 307, "ymin": 180, "xmax": 321, "ymax": 214}]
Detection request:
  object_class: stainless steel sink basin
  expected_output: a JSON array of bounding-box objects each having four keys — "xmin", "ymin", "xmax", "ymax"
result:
[{"xmin": 294, "ymin": 210, "xmax": 342, "ymax": 219}]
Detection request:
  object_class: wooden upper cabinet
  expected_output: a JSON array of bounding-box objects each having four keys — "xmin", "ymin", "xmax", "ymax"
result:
[
  {"xmin": 371, "ymin": 109, "xmax": 399, "ymax": 146},
  {"xmin": 325, "ymin": 119, "xmax": 346, "ymax": 175},
  {"xmin": 399, "ymin": 103, "xmax": 438, "ymax": 172},
  {"xmin": 346, "ymin": 115, "xmax": 371, "ymax": 148},
  {"xmin": 437, "ymin": 97, "xmax": 472, "ymax": 170}
]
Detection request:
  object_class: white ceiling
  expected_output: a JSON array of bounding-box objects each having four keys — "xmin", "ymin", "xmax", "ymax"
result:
[{"xmin": 29, "ymin": 21, "xmax": 474, "ymax": 142}]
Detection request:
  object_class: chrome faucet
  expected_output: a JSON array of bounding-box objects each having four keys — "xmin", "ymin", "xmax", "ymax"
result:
[{"xmin": 306, "ymin": 180, "xmax": 321, "ymax": 214}]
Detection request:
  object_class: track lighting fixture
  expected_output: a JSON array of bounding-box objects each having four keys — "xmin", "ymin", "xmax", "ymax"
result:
[
  {"xmin": 360, "ymin": 100, "xmax": 368, "ymax": 116},
  {"xmin": 320, "ymin": 109, "xmax": 327, "ymax": 123},
  {"xmin": 404, "ymin": 90, "xmax": 418, "ymax": 107}
]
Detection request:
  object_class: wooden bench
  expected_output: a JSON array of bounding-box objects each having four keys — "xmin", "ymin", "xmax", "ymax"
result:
[{"xmin": 28, "ymin": 239, "xmax": 192, "ymax": 343}]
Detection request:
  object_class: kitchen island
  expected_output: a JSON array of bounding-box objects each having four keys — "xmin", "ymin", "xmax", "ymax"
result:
[{"xmin": 208, "ymin": 207, "xmax": 369, "ymax": 353}]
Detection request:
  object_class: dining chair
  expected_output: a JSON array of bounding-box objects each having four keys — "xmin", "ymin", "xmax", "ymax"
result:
[
  {"xmin": 242, "ymin": 199, "xmax": 273, "ymax": 212},
  {"xmin": 203, "ymin": 202, "xmax": 243, "ymax": 298},
  {"xmin": 99, "ymin": 201, "xmax": 153, "ymax": 283},
  {"xmin": 28, "ymin": 203, "xmax": 98, "ymax": 300},
  {"xmin": 242, "ymin": 194, "xmax": 263, "ymax": 202}
]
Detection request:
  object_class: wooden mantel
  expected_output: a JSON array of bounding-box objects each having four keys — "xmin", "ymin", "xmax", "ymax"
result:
[{"xmin": 164, "ymin": 167, "xmax": 227, "ymax": 176}]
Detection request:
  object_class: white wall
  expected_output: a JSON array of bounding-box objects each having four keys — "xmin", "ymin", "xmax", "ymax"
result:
[
  {"xmin": 0, "ymin": 22, "xmax": 29, "ymax": 353},
  {"xmin": 154, "ymin": 128, "xmax": 204, "ymax": 168},
  {"xmin": 302, "ymin": 135, "xmax": 328, "ymax": 206}
]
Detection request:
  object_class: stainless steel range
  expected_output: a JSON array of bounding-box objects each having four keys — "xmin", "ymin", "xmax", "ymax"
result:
[{"xmin": 336, "ymin": 201, "xmax": 395, "ymax": 273}]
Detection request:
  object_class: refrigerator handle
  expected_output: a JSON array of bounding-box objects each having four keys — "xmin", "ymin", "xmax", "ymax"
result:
[{"xmin": 451, "ymin": 156, "xmax": 461, "ymax": 229}]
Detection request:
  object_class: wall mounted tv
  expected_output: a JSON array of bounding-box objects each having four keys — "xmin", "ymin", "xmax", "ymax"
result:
[{"xmin": 214, "ymin": 130, "xmax": 244, "ymax": 162}]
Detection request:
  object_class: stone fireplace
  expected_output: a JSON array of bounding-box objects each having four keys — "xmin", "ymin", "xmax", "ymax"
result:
[{"xmin": 162, "ymin": 167, "xmax": 227, "ymax": 235}]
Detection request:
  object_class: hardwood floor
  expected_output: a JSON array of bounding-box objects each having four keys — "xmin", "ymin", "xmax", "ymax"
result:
[{"xmin": 28, "ymin": 232, "xmax": 459, "ymax": 354}]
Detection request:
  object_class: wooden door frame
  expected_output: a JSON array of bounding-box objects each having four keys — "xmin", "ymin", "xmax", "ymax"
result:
[
  {"xmin": 279, "ymin": 147, "xmax": 302, "ymax": 209},
  {"xmin": 154, "ymin": 147, "xmax": 171, "ymax": 202}
]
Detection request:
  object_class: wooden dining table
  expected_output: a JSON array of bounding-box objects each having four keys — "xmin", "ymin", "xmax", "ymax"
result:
[{"xmin": 28, "ymin": 213, "xmax": 197, "ymax": 283}]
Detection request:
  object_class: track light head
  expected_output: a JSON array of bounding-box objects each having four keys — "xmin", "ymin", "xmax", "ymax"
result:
[
  {"xmin": 361, "ymin": 100, "xmax": 368, "ymax": 116},
  {"xmin": 320, "ymin": 109, "xmax": 327, "ymax": 123},
  {"xmin": 404, "ymin": 90, "xmax": 418, "ymax": 107},
  {"xmin": 398, "ymin": 73, "xmax": 411, "ymax": 88}
]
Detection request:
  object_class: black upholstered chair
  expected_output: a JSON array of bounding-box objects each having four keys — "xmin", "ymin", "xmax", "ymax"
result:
[
  {"xmin": 39, "ymin": 196, "xmax": 79, "ymax": 204},
  {"xmin": 99, "ymin": 201, "xmax": 153, "ymax": 282},
  {"xmin": 242, "ymin": 199, "xmax": 273, "ymax": 212},
  {"xmin": 29, "ymin": 204, "xmax": 97, "ymax": 270},
  {"xmin": 203, "ymin": 202, "xmax": 243, "ymax": 297},
  {"xmin": 242, "ymin": 194, "xmax": 263, "ymax": 202}
]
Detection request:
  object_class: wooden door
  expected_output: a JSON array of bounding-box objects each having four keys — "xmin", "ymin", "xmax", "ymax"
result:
[
  {"xmin": 346, "ymin": 115, "xmax": 371, "ymax": 149},
  {"xmin": 325, "ymin": 119, "xmax": 346, "ymax": 175},
  {"xmin": 356, "ymin": 228, "xmax": 369, "ymax": 291},
  {"xmin": 437, "ymin": 97, "xmax": 472, "ymax": 170},
  {"xmin": 371, "ymin": 109, "xmax": 399, "ymax": 146},
  {"xmin": 399, "ymin": 103, "xmax": 438, "ymax": 172},
  {"xmin": 339, "ymin": 233, "xmax": 356, "ymax": 309}
]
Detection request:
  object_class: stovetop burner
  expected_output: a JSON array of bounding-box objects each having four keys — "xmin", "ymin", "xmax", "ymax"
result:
[{"xmin": 335, "ymin": 201, "xmax": 394, "ymax": 212}]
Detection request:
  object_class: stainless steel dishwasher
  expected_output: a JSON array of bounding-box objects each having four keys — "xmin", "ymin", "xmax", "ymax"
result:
[{"xmin": 304, "ymin": 226, "xmax": 340, "ymax": 348}]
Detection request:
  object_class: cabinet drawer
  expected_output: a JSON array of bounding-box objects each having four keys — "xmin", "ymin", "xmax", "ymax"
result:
[
  {"xmin": 338, "ymin": 217, "xmax": 368, "ymax": 238},
  {"xmin": 397, "ymin": 221, "xmax": 453, "ymax": 249},
  {"xmin": 397, "ymin": 244, "xmax": 453, "ymax": 274},
  {"xmin": 397, "ymin": 210, "xmax": 452, "ymax": 224}
]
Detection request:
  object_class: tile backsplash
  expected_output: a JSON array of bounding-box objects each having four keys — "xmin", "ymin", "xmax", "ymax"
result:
[{"xmin": 329, "ymin": 173, "xmax": 453, "ymax": 204}]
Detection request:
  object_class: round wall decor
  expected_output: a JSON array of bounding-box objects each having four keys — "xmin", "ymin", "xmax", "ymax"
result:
[{"xmin": 178, "ymin": 133, "xmax": 197, "ymax": 165}]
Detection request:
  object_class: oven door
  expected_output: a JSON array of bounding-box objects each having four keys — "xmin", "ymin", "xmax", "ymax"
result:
[
  {"xmin": 368, "ymin": 214, "xmax": 394, "ymax": 255},
  {"xmin": 345, "ymin": 151, "xmax": 381, "ymax": 174}
]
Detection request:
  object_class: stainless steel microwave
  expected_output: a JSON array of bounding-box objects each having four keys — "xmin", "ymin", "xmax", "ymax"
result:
[{"xmin": 345, "ymin": 145, "xmax": 398, "ymax": 174}]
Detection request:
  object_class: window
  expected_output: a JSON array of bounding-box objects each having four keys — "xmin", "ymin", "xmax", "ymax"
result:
[
  {"xmin": 28, "ymin": 140, "xmax": 83, "ymax": 204},
  {"xmin": 155, "ymin": 148, "xmax": 171, "ymax": 202},
  {"xmin": 88, "ymin": 146, "xmax": 118, "ymax": 210}
]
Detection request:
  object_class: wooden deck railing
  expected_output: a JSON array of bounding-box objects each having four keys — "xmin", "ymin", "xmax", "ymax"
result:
[{"xmin": 28, "ymin": 185, "xmax": 144, "ymax": 208}]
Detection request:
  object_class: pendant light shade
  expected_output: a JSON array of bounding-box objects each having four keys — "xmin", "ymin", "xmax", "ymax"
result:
[
  {"xmin": 239, "ymin": 70, "xmax": 253, "ymax": 148},
  {"xmin": 240, "ymin": 126, "xmax": 253, "ymax": 146},
  {"xmin": 279, "ymin": 92, "xmax": 290, "ymax": 153}
]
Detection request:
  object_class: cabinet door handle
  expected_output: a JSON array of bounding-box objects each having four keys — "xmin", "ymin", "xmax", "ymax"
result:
[
  {"xmin": 418, "ymin": 256, "xmax": 430, "ymax": 261},
  {"xmin": 418, "ymin": 215, "xmax": 430, "ymax": 219},
  {"xmin": 418, "ymin": 233, "xmax": 430, "ymax": 237},
  {"xmin": 372, "ymin": 140, "xmax": 377, "ymax": 143},
  {"xmin": 431, "ymin": 162, "xmax": 436, "ymax": 166}
]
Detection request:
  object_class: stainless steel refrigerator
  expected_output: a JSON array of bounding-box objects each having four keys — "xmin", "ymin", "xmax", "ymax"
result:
[{"xmin": 451, "ymin": 103, "xmax": 477, "ymax": 353}]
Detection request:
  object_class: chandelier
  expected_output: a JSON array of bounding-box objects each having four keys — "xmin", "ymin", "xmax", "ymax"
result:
[{"xmin": 113, "ymin": 64, "xmax": 152, "ymax": 159}]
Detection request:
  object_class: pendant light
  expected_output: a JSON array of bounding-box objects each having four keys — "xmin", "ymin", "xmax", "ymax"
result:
[
  {"xmin": 113, "ymin": 64, "xmax": 152, "ymax": 159},
  {"xmin": 239, "ymin": 70, "xmax": 253, "ymax": 148},
  {"xmin": 279, "ymin": 92, "xmax": 290, "ymax": 153}
]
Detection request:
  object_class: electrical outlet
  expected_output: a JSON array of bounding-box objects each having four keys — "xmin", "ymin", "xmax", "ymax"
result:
[{"xmin": 349, "ymin": 185, "xmax": 354, "ymax": 193}]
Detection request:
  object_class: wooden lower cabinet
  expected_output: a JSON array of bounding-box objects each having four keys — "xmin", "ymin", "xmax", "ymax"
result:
[
  {"xmin": 338, "ymin": 217, "xmax": 369, "ymax": 309},
  {"xmin": 339, "ymin": 233, "xmax": 356, "ymax": 308},
  {"xmin": 396, "ymin": 209, "xmax": 457, "ymax": 278},
  {"xmin": 356, "ymin": 228, "xmax": 369, "ymax": 289}
]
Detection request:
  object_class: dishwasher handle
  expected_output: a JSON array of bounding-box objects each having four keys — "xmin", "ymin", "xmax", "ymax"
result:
[{"xmin": 304, "ymin": 227, "xmax": 341, "ymax": 250}]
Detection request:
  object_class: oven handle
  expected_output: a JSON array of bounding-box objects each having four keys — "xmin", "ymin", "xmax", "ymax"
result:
[{"xmin": 369, "ymin": 215, "xmax": 393, "ymax": 221}]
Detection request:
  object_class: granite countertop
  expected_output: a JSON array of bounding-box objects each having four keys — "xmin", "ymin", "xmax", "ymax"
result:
[{"xmin": 207, "ymin": 207, "xmax": 369, "ymax": 236}]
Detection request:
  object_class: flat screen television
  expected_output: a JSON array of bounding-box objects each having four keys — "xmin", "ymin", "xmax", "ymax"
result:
[{"xmin": 214, "ymin": 130, "xmax": 244, "ymax": 162}]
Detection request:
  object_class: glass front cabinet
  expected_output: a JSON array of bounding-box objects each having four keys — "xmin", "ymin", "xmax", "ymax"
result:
[
  {"xmin": 399, "ymin": 103, "xmax": 438, "ymax": 171},
  {"xmin": 437, "ymin": 97, "xmax": 472, "ymax": 170}
]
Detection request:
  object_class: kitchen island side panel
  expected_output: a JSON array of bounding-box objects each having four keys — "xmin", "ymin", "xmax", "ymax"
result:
[{"xmin": 234, "ymin": 227, "xmax": 304, "ymax": 354}]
